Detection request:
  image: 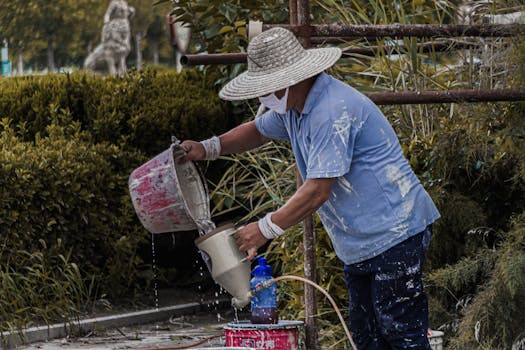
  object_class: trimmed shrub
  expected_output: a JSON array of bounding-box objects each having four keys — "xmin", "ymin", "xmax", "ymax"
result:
[
  {"xmin": 0, "ymin": 68, "xmax": 245, "ymax": 329},
  {"xmin": 0, "ymin": 118, "xmax": 148, "ymax": 300},
  {"xmin": 0, "ymin": 68, "xmax": 242, "ymax": 156}
]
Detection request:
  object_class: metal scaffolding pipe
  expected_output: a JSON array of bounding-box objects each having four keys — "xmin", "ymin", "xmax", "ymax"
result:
[
  {"xmin": 294, "ymin": 1, "xmax": 318, "ymax": 349},
  {"xmin": 297, "ymin": 0, "xmax": 312, "ymax": 47},
  {"xmin": 180, "ymin": 40, "xmax": 482, "ymax": 66},
  {"xmin": 367, "ymin": 89, "xmax": 525, "ymax": 105},
  {"xmin": 263, "ymin": 23, "xmax": 525, "ymax": 38},
  {"xmin": 180, "ymin": 53, "xmax": 247, "ymax": 66},
  {"xmin": 289, "ymin": 0, "xmax": 297, "ymax": 26}
]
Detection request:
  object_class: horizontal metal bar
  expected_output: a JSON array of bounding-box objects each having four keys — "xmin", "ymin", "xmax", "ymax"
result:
[
  {"xmin": 179, "ymin": 53, "xmax": 248, "ymax": 66},
  {"xmin": 180, "ymin": 59, "xmax": 525, "ymax": 104},
  {"xmin": 180, "ymin": 40, "xmax": 482, "ymax": 66},
  {"xmin": 263, "ymin": 24, "xmax": 525, "ymax": 38},
  {"xmin": 366, "ymin": 89, "xmax": 525, "ymax": 104}
]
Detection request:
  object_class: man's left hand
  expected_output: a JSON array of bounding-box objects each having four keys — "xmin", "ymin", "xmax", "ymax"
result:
[{"xmin": 234, "ymin": 222, "xmax": 269, "ymax": 260}]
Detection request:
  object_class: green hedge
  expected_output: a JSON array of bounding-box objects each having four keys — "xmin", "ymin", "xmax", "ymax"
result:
[
  {"xmin": 0, "ymin": 68, "xmax": 242, "ymax": 156},
  {"xmin": 0, "ymin": 69, "xmax": 245, "ymax": 329},
  {"xmin": 0, "ymin": 119, "xmax": 146, "ymax": 285}
]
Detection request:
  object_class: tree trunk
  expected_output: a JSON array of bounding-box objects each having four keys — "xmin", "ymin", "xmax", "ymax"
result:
[
  {"xmin": 17, "ymin": 52, "xmax": 23, "ymax": 76},
  {"xmin": 135, "ymin": 33, "xmax": 142, "ymax": 70},
  {"xmin": 152, "ymin": 41, "xmax": 159, "ymax": 65},
  {"xmin": 47, "ymin": 37, "xmax": 55, "ymax": 72}
]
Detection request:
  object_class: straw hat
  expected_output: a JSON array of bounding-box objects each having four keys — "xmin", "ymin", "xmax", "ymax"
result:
[{"xmin": 219, "ymin": 27, "xmax": 342, "ymax": 101}]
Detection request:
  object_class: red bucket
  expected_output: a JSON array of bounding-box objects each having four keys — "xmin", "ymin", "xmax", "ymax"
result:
[
  {"xmin": 128, "ymin": 145, "xmax": 212, "ymax": 234},
  {"xmin": 225, "ymin": 321, "xmax": 303, "ymax": 350}
]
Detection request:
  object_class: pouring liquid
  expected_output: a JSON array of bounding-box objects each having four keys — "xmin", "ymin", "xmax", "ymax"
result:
[{"xmin": 196, "ymin": 219, "xmax": 216, "ymax": 272}]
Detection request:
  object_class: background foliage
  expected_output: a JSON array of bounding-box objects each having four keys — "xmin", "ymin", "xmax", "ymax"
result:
[
  {"xmin": 0, "ymin": 0, "xmax": 524, "ymax": 349},
  {"xmin": 0, "ymin": 0, "xmax": 176, "ymax": 72},
  {"xmin": 202, "ymin": 0, "xmax": 525, "ymax": 349},
  {"xmin": 0, "ymin": 68, "xmax": 237, "ymax": 154},
  {"xmin": 0, "ymin": 68, "xmax": 240, "ymax": 331}
]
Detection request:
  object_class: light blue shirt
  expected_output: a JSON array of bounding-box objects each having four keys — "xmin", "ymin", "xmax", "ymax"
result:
[{"xmin": 255, "ymin": 73, "xmax": 440, "ymax": 264}]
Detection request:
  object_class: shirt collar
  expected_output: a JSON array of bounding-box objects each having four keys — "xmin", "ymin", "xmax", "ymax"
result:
[{"xmin": 300, "ymin": 72, "xmax": 330, "ymax": 116}]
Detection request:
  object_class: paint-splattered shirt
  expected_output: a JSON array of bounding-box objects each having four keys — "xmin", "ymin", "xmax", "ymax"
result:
[{"xmin": 255, "ymin": 73, "xmax": 440, "ymax": 264}]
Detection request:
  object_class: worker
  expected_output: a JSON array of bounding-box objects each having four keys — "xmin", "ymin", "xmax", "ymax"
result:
[{"xmin": 179, "ymin": 27, "xmax": 440, "ymax": 349}]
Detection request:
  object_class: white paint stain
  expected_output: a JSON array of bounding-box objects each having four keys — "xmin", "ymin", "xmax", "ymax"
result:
[
  {"xmin": 385, "ymin": 164, "xmax": 411, "ymax": 198},
  {"xmin": 325, "ymin": 201, "xmax": 348, "ymax": 231},
  {"xmin": 401, "ymin": 198, "xmax": 416, "ymax": 221},
  {"xmin": 333, "ymin": 111, "xmax": 350, "ymax": 147},
  {"xmin": 380, "ymin": 128, "xmax": 392, "ymax": 148},
  {"xmin": 319, "ymin": 210, "xmax": 346, "ymax": 234},
  {"xmin": 375, "ymin": 263, "xmax": 419, "ymax": 281},
  {"xmin": 406, "ymin": 279, "xmax": 415, "ymax": 289},
  {"xmin": 337, "ymin": 177, "xmax": 355, "ymax": 194}
]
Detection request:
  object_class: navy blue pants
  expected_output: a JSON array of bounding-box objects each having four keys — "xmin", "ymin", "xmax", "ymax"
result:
[{"xmin": 344, "ymin": 227, "xmax": 432, "ymax": 350}]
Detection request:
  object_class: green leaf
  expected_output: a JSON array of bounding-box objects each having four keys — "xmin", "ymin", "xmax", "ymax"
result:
[{"xmin": 219, "ymin": 25, "xmax": 234, "ymax": 35}]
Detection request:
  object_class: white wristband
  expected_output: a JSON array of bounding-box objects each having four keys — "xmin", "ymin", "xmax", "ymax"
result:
[
  {"xmin": 200, "ymin": 136, "xmax": 221, "ymax": 160},
  {"xmin": 258, "ymin": 212, "xmax": 285, "ymax": 239}
]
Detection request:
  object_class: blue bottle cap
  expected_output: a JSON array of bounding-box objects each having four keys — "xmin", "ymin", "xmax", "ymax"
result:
[{"xmin": 253, "ymin": 257, "xmax": 272, "ymax": 276}]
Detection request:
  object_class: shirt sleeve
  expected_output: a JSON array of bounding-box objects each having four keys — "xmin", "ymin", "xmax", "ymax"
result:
[
  {"xmin": 255, "ymin": 110, "xmax": 290, "ymax": 141},
  {"xmin": 306, "ymin": 111, "xmax": 358, "ymax": 179}
]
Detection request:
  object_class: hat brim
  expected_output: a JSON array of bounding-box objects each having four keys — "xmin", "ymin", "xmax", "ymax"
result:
[{"xmin": 219, "ymin": 47, "xmax": 342, "ymax": 101}]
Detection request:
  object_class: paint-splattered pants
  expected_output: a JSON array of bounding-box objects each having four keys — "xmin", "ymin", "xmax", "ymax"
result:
[{"xmin": 344, "ymin": 227, "xmax": 432, "ymax": 350}]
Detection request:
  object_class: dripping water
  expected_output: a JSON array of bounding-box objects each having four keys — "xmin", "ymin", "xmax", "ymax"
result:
[
  {"xmin": 234, "ymin": 307, "xmax": 239, "ymax": 323},
  {"xmin": 151, "ymin": 233, "xmax": 160, "ymax": 311}
]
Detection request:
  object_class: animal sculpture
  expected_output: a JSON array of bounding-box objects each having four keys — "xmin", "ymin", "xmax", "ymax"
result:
[{"xmin": 84, "ymin": 0, "xmax": 135, "ymax": 76}]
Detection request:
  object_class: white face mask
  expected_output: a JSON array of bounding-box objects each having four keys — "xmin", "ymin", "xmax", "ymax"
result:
[{"xmin": 258, "ymin": 87, "xmax": 289, "ymax": 114}]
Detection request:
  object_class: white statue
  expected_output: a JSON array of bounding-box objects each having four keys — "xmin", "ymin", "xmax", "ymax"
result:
[{"xmin": 84, "ymin": 0, "xmax": 135, "ymax": 76}]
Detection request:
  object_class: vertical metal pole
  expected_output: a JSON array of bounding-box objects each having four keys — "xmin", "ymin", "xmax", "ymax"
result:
[
  {"xmin": 293, "ymin": 0, "xmax": 319, "ymax": 349},
  {"xmin": 289, "ymin": 0, "xmax": 297, "ymax": 26},
  {"xmin": 296, "ymin": 171, "xmax": 319, "ymax": 350},
  {"xmin": 297, "ymin": 0, "xmax": 312, "ymax": 47}
]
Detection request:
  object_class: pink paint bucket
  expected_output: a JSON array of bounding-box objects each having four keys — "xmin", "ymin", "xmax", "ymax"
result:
[
  {"xmin": 225, "ymin": 320, "xmax": 303, "ymax": 350},
  {"xmin": 128, "ymin": 144, "xmax": 213, "ymax": 234}
]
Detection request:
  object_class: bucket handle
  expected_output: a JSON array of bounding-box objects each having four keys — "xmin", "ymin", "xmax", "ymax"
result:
[
  {"xmin": 171, "ymin": 140, "xmax": 209, "ymax": 203},
  {"xmin": 171, "ymin": 137, "xmax": 209, "ymax": 196},
  {"xmin": 170, "ymin": 140, "xmax": 212, "ymax": 233}
]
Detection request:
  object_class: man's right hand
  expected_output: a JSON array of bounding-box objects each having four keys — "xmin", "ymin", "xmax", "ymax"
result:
[{"xmin": 178, "ymin": 140, "xmax": 206, "ymax": 163}]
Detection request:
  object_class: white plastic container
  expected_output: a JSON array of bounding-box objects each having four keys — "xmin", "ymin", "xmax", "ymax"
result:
[
  {"xmin": 429, "ymin": 330, "xmax": 444, "ymax": 350},
  {"xmin": 194, "ymin": 224, "xmax": 251, "ymax": 308}
]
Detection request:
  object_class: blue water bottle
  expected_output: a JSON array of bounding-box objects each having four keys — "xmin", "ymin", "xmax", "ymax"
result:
[{"xmin": 250, "ymin": 257, "xmax": 279, "ymax": 324}]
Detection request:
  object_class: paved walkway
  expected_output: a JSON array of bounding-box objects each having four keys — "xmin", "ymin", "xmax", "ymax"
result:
[{"xmin": 20, "ymin": 310, "xmax": 248, "ymax": 350}]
